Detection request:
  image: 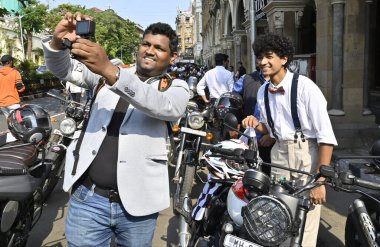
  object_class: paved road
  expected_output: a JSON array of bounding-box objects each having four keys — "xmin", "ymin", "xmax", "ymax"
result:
[{"xmin": 0, "ymin": 95, "xmax": 371, "ymax": 247}]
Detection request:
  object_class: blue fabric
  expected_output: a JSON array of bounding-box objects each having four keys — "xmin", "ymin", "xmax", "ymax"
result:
[
  {"xmin": 233, "ymin": 71, "xmax": 267, "ymax": 141},
  {"xmin": 66, "ymin": 184, "xmax": 158, "ymax": 247},
  {"xmin": 253, "ymin": 103, "xmax": 263, "ymax": 140},
  {"xmin": 232, "ymin": 74, "xmax": 245, "ymax": 94}
]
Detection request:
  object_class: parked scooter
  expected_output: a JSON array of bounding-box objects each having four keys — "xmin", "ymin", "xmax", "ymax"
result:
[
  {"xmin": 43, "ymin": 88, "xmax": 89, "ymax": 200},
  {"xmin": 0, "ymin": 104, "xmax": 52, "ymax": 247}
]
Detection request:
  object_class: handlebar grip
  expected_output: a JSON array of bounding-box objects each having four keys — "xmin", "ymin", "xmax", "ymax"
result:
[{"xmin": 354, "ymin": 178, "xmax": 380, "ymax": 191}]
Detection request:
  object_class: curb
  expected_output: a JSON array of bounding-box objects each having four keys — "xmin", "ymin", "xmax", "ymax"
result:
[{"xmin": 21, "ymin": 92, "xmax": 46, "ymax": 102}]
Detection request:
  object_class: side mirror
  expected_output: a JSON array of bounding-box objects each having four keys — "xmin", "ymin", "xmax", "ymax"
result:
[{"xmin": 224, "ymin": 113, "xmax": 239, "ymax": 130}]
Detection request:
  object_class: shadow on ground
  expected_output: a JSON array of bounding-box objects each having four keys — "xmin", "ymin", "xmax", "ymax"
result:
[{"xmin": 26, "ymin": 180, "xmax": 69, "ymax": 247}]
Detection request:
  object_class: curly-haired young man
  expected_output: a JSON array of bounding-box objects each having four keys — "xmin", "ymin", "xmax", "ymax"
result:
[{"xmin": 242, "ymin": 33, "xmax": 337, "ymax": 247}]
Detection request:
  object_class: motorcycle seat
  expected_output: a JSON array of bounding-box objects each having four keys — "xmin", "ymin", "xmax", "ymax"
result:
[
  {"xmin": 0, "ymin": 142, "xmax": 38, "ymax": 168},
  {"xmin": 0, "ymin": 155, "xmax": 29, "ymax": 171}
]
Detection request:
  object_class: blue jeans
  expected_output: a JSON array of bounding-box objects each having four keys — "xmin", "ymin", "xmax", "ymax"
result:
[{"xmin": 65, "ymin": 184, "xmax": 158, "ymax": 247}]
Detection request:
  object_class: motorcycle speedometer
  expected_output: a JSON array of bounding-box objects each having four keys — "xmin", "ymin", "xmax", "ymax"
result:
[
  {"xmin": 188, "ymin": 111, "xmax": 204, "ymax": 129},
  {"xmin": 59, "ymin": 118, "xmax": 77, "ymax": 135}
]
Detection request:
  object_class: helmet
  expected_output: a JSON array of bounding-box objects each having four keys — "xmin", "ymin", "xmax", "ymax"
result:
[
  {"xmin": 369, "ymin": 140, "xmax": 380, "ymax": 169},
  {"xmin": 7, "ymin": 104, "xmax": 52, "ymax": 143},
  {"xmin": 203, "ymin": 139, "xmax": 249, "ymax": 179},
  {"xmin": 214, "ymin": 92, "xmax": 243, "ymax": 122}
]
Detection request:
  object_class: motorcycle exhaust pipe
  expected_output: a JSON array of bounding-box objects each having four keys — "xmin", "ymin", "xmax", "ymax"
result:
[{"xmin": 348, "ymin": 199, "xmax": 379, "ymax": 247}]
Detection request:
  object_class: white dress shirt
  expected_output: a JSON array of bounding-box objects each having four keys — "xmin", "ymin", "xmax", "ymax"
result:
[
  {"xmin": 257, "ymin": 70, "xmax": 337, "ymax": 145},
  {"xmin": 196, "ymin": 66, "xmax": 234, "ymax": 99}
]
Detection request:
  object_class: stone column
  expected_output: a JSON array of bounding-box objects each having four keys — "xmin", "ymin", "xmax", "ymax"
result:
[
  {"xmin": 294, "ymin": 11, "xmax": 304, "ymax": 54},
  {"xmin": 328, "ymin": 0, "xmax": 345, "ymax": 116},
  {"xmin": 273, "ymin": 11, "xmax": 284, "ymax": 35},
  {"xmin": 234, "ymin": 35, "xmax": 242, "ymax": 66},
  {"xmin": 362, "ymin": 0, "xmax": 373, "ymax": 115},
  {"xmin": 250, "ymin": 0, "xmax": 256, "ymax": 71}
]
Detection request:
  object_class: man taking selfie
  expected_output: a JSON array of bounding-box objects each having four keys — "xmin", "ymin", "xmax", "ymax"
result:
[{"xmin": 42, "ymin": 12, "xmax": 189, "ymax": 246}]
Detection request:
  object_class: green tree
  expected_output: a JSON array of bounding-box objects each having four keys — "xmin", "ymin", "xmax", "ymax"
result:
[
  {"xmin": 45, "ymin": 4, "xmax": 89, "ymax": 33},
  {"xmin": 89, "ymin": 9, "xmax": 140, "ymax": 64},
  {"xmin": 46, "ymin": 5, "xmax": 140, "ymax": 64},
  {"xmin": 18, "ymin": 1, "xmax": 48, "ymax": 60}
]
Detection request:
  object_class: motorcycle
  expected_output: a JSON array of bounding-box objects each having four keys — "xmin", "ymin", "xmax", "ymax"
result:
[
  {"xmin": 167, "ymin": 75, "xmax": 205, "ymax": 166},
  {"xmin": 0, "ymin": 105, "xmax": 52, "ymax": 246},
  {"xmin": 182, "ymin": 113, "xmax": 380, "ymax": 247},
  {"xmin": 332, "ymin": 148, "xmax": 380, "ymax": 247},
  {"xmin": 172, "ymin": 99, "xmax": 214, "ymax": 216},
  {"xmin": 42, "ymin": 88, "xmax": 89, "ymax": 200}
]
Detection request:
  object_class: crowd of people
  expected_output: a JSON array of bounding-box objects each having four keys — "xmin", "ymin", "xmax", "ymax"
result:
[{"xmin": 0, "ymin": 11, "xmax": 337, "ymax": 247}]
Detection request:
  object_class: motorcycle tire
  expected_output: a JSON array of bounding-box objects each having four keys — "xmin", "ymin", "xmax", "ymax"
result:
[
  {"xmin": 42, "ymin": 153, "xmax": 65, "ymax": 202},
  {"xmin": 173, "ymin": 161, "xmax": 196, "ymax": 216},
  {"xmin": 345, "ymin": 196, "xmax": 380, "ymax": 247}
]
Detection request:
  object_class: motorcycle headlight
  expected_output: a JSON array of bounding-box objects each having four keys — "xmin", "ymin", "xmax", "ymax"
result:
[
  {"xmin": 59, "ymin": 118, "xmax": 77, "ymax": 135},
  {"xmin": 188, "ymin": 112, "xmax": 204, "ymax": 129},
  {"xmin": 243, "ymin": 195, "xmax": 292, "ymax": 246}
]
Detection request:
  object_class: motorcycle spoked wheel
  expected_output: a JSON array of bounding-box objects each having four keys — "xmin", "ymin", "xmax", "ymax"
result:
[
  {"xmin": 0, "ymin": 200, "xmax": 34, "ymax": 247},
  {"xmin": 173, "ymin": 157, "xmax": 196, "ymax": 216},
  {"xmin": 345, "ymin": 196, "xmax": 380, "ymax": 247},
  {"xmin": 42, "ymin": 153, "xmax": 66, "ymax": 202}
]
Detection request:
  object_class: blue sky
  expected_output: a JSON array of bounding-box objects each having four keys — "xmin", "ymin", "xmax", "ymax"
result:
[{"xmin": 45, "ymin": 0, "xmax": 191, "ymax": 29}]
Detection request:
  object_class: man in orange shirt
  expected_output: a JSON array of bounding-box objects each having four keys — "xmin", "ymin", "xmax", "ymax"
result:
[{"xmin": 0, "ymin": 55, "xmax": 25, "ymax": 118}]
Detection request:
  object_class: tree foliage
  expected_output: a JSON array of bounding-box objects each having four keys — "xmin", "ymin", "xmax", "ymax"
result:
[
  {"xmin": 45, "ymin": 4, "xmax": 89, "ymax": 33},
  {"xmin": 1, "ymin": 1, "xmax": 140, "ymax": 66},
  {"xmin": 46, "ymin": 5, "xmax": 140, "ymax": 64},
  {"xmin": 18, "ymin": 0, "xmax": 48, "ymax": 59},
  {"xmin": 88, "ymin": 9, "xmax": 140, "ymax": 64}
]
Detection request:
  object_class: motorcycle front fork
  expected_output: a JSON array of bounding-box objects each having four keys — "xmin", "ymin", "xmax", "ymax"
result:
[
  {"xmin": 179, "ymin": 194, "xmax": 192, "ymax": 247},
  {"xmin": 349, "ymin": 199, "xmax": 379, "ymax": 247},
  {"xmin": 174, "ymin": 133, "xmax": 187, "ymax": 182}
]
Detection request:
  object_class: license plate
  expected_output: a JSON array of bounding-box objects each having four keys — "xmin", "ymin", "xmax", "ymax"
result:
[
  {"xmin": 223, "ymin": 234, "xmax": 262, "ymax": 247},
  {"xmin": 180, "ymin": 127, "xmax": 206, "ymax": 137}
]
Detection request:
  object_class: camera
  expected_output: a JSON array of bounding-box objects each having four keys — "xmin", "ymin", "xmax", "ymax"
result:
[
  {"xmin": 62, "ymin": 20, "xmax": 96, "ymax": 49},
  {"xmin": 76, "ymin": 20, "xmax": 96, "ymax": 39}
]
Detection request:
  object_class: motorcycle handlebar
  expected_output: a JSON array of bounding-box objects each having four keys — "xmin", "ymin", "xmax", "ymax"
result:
[
  {"xmin": 353, "ymin": 177, "xmax": 380, "ymax": 191},
  {"xmin": 209, "ymin": 146, "xmax": 244, "ymax": 157},
  {"xmin": 46, "ymin": 92, "xmax": 85, "ymax": 107}
]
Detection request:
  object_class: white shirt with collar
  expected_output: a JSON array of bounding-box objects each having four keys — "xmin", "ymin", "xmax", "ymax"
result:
[
  {"xmin": 196, "ymin": 65, "xmax": 234, "ymax": 99},
  {"xmin": 256, "ymin": 70, "xmax": 337, "ymax": 145}
]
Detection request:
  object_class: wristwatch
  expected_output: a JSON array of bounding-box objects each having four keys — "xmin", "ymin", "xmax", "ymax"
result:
[{"xmin": 104, "ymin": 66, "xmax": 120, "ymax": 86}]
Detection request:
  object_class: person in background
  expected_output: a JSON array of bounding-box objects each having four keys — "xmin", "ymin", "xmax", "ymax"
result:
[
  {"xmin": 0, "ymin": 55, "xmax": 25, "ymax": 119},
  {"xmin": 42, "ymin": 12, "xmax": 189, "ymax": 247},
  {"xmin": 65, "ymin": 81, "xmax": 84, "ymax": 103},
  {"xmin": 242, "ymin": 33, "xmax": 337, "ymax": 247},
  {"xmin": 228, "ymin": 65, "xmax": 235, "ymax": 81},
  {"xmin": 196, "ymin": 53, "xmax": 234, "ymax": 104},
  {"xmin": 235, "ymin": 61, "xmax": 246, "ymax": 80},
  {"xmin": 233, "ymin": 65, "xmax": 275, "ymax": 175}
]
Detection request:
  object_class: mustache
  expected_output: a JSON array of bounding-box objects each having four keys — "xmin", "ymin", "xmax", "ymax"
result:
[{"xmin": 143, "ymin": 55, "xmax": 156, "ymax": 61}]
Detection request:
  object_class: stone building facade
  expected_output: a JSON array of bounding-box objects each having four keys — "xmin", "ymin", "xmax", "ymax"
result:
[
  {"xmin": 176, "ymin": 10, "xmax": 195, "ymax": 63},
  {"xmin": 200, "ymin": 0, "xmax": 380, "ymax": 124}
]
